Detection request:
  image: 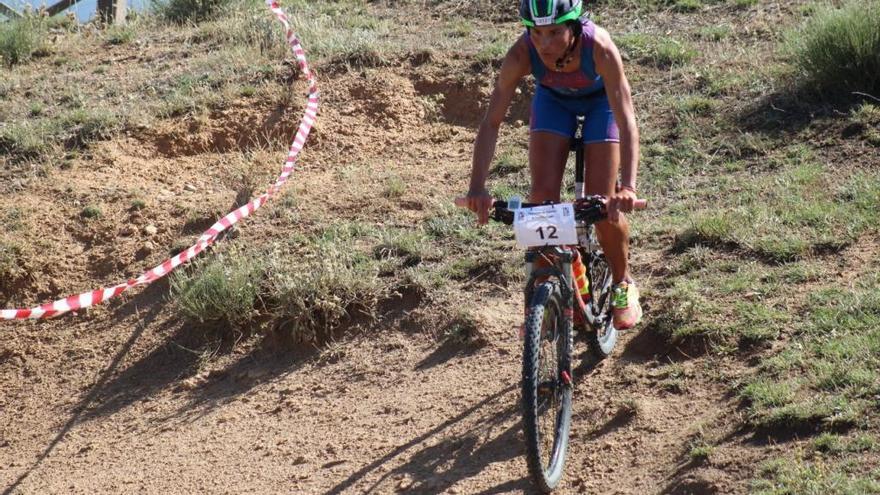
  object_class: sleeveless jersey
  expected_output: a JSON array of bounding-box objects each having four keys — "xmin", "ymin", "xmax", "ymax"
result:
[{"xmin": 525, "ymin": 18, "xmax": 605, "ymax": 98}]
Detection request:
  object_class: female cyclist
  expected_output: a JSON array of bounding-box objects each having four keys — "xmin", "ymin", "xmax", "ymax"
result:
[{"xmin": 463, "ymin": 0, "xmax": 642, "ymax": 329}]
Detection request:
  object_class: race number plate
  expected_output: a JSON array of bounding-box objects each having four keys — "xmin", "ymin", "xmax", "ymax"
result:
[{"xmin": 513, "ymin": 203, "xmax": 578, "ymax": 248}]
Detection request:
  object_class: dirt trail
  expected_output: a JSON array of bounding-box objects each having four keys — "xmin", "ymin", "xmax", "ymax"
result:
[{"xmin": 1, "ymin": 287, "xmax": 742, "ymax": 494}]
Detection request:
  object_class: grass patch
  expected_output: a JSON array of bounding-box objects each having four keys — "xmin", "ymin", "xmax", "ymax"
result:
[
  {"xmin": 733, "ymin": 302, "xmax": 788, "ymax": 347},
  {"xmin": 742, "ymin": 282, "xmax": 880, "ymax": 434},
  {"xmin": 170, "ymin": 247, "xmax": 264, "ymax": 329},
  {"xmin": 80, "ymin": 205, "xmax": 102, "ymax": 219},
  {"xmin": 373, "ymin": 229, "xmax": 428, "ymax": 267},
  {"xmin": 172, "ymin": 222, "xmax": 396, "ymax": 340},
  {"xmin": 753, "ymin": 456, "xmax": 880, "ymax": 494},
  {"xmin": 279, "ymin": 0, "xmax": 392, "ymax": 65},
  {"xmin": 492, "ymin": 149, "xmax": 528, "ymax": 176},
  {"xmin": 382, "ymin": 174, "xmax": 406, "ymax": 199},
  {"xmin": 617, "ymin": 33, "xmax": 696, "ymax": 68},
  {"xmin": 696, "ymin": 24, "xmax": 732, "ymax": 41},
  {"xmin": 153, "ymin": 0, "xmax": 234, "ymax": 23},
  {"xmin": 0, "ymin": 240, "xmax": 29, "ymax": 293},
  {"xmin": 104, "ymin": 24, "xmax": 137, "ymax": 45},
  {"xmin": 0, "ymin": 122, "xmax": 52, "ymax": 163},
  {"xmin": 676, "ymin": 95, "xmax": 717, "ymax": 117},
  {"xmin": 266, "ymin": 225, "xmax": 386, "ymax": 340},
  {"xmin": 689, "ymin": 443, "xmax": 714, "ymax": 461},
  {"xmin": 475, "ymin": 36, "xmax": 510, "ymax": 64},
  {"xmin": 674, "ymin": 160, "xmax": 880, "ymax": 262},
  {"xmin": 784, "ymin": 0, "xmax": 880, "ymax": 95},
  {"xmin": 57, "ymin": 108, "xmax": 122, "ymax": 148},
  {"xmin": 424, "ymin": 207, "xmax": 486, "ymax": 245},
  {"xmin": 0, "ymin": 17, "xmax": 47, "ymax": 67},
  {"xmin": 673, "ymin": 0, "xmax": 702, "ymax": 12}
]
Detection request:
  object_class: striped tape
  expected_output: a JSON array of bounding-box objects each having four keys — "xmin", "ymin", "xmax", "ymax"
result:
[{"xmin": 1, "ymin": 0, "xmax": 318, "ymax": 321}]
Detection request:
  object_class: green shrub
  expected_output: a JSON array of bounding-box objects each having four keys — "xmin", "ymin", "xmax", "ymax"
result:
[
  {"xmin": 0, "ymin": 122, "xmax": 51, "ymax": 162},
  {"xmin": 105, "ymin": 24, "xmax": 136, "ymax": 45},
  {"xmin": 266, "ymin": 242, "xmax": 384, "ymax": 340},
  {"xmin": 152, "ymin": 0, "xmax": 233, "ymax": 23},
  {"xmin": 170, "ymin": 249, "xmax": 264, "ymax": 328},
  {"xmin": 57, "ymin": 109, "xmax": 122, "ymax": 147},
  {"xmin": 0, "ymin": 18, "xmax": 46, "ymax": 67},
  {"xmin": 382, "ymin": 174, "xmax": 406, "ymax": 198},
  {"xmin": 0, "ymin": 241, "xmax": 29, "ymax": 292},
  {"xmin": 80, "ymin": 205, "xmax": 102, "ymax": 219},
  {"xmin": 785, "ymin": 0, "xmax": 880, "ymax": 94}
]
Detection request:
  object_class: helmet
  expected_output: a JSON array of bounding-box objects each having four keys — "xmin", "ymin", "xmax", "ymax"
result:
[{"xmin": 519, "ymin": 0, "xmax": 582, "ymax": 27}]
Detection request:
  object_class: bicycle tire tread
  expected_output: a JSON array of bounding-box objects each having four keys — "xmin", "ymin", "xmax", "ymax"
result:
[{"xmin": 521, "ymin": 281, "xmax": 572, "ymax": 493}]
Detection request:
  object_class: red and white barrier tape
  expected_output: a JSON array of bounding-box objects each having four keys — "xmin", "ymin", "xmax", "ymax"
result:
[{"xmin": 1, "ymin": 0, "xmax": 318, "ymax": 321}]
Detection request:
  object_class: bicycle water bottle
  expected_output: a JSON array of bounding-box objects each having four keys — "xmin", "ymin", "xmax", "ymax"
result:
[{"xmin": 572, "ymin": 249, "xmax": 590, "ymax": 301}]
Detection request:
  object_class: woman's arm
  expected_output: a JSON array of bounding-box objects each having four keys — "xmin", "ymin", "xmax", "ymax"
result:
[
  {"xmin": 592, "ymin": 26, "xmax": 640, "ymax": 195},
  {"xmin": 466, "ymin": 36, "xmax": 531, "ymax": 223}
]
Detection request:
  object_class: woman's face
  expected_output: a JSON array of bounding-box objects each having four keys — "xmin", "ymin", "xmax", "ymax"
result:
[{"xmin": 530, "ymin": 24, "xmax": 573, "ymax": 65}]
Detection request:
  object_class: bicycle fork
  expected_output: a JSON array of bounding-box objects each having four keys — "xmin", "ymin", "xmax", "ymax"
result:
[{"xmin": 523, "ymin": 249, "xmax": 574, "ymax": 390}]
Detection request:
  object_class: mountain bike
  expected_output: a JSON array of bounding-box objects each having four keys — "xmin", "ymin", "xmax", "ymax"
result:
[
  {"xmin": 456, "ymin": 122, "xmax": 646, "ymax": 492},
  {"xmin": 484, "ymin": 195, "xmax": 645, "ymax": 491}
]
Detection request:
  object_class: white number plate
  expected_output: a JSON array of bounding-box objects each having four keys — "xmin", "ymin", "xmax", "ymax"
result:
[{"xmin": 513, "ymin": 203, "xmax": 578, "ymax": 248}]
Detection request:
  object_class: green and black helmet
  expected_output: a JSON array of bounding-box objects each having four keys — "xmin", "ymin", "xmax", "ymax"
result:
[{"xmin": 519, "ymin": 0, "xmax": 583, "ymax": 27}]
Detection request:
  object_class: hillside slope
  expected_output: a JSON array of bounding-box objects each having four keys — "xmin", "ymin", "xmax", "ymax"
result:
[{"xmin": 2, "ymin": 1, "xmax": 879, "ymax": 493}]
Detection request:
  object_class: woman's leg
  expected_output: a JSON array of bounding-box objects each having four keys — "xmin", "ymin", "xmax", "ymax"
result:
[
  {"xmin": 529, "ymin": 131, "xmax": 570, "ymax": 202},
  {"xmin": 583, "ymin": 142, "xmax": 631, "ymax": 284}
]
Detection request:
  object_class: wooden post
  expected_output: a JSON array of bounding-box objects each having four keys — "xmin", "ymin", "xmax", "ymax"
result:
[
  {"xmin": 46, "ymin": 0, "xmax": 85, "ymax": 17},
  {"xmin": 0, "ymin": 1, "xmax": 22, "ymax": 19},
  {"xmin": 97, "ymin": 0, "xmax": 126, "ymax": 24}
]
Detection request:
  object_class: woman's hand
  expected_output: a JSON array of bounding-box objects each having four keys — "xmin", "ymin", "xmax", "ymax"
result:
[
  {"xmin": 607, "ymin": 187, "xmax": 638, "ymax": 223},
  {"xmin": 464, "ymin": 189, "xmax": 493, "ymax": 225}
]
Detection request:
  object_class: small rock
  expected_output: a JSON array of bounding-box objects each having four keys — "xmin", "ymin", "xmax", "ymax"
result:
[
  {"xmin": 159, "ymin": 189, "xmax": 172, "ymax": 197},
  {"xmin": 120, "ymin": 226, "xmax": 136, "ymax": 236},
  {"xmin": 396, "ymin": 476, "xmax": 413, "ymax": 491},
  {"xmin": 144, "ymin": 225, "xmax": 158, "ymax": 236},
  {"xmin": 178, "ymin": 376, "xmax": 203, "ymax": 391},
  {"xmin": 184, "ymin": 183, "xmax": 197, "ymax": 192},
  {"xmin": 142, "ymin": 241, "xmax": 155, "ymax": 253}
]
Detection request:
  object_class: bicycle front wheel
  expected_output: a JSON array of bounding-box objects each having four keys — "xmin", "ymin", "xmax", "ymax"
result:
[{"xmin": 522, "ymin": 281, "xmax": 573, "ymax": 492}]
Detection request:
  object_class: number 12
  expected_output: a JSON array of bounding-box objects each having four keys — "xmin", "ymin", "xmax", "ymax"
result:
[{"xmin": 536, "ymin": 226, "xmax": 558, "ymax": 240}]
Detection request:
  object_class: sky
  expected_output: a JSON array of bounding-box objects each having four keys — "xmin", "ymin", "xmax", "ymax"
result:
[{"xmin": 12, "ymin": 0, "xmax": 148, "ymax": 21}]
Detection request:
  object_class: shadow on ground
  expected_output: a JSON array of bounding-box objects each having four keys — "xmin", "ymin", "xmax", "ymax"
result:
[
  {"xmin": 2, "ymin": 281, "xmax": 171, "ymax": 495},
  {"xmin": 740, "ymin": 89, "xmax": 871, "ymax": 138},
  {"xmin": 323, "ymin": 384, "xmax": 533, "ymax": 495}
]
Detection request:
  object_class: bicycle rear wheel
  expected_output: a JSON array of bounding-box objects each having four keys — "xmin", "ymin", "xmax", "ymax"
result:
[
  {"xmin": 522, "ymin": 281, "xmax": 573, "ymax": 492},
  {"xmin": 586, "ymin": 252, "xmax": 618, "ymax": 358}
]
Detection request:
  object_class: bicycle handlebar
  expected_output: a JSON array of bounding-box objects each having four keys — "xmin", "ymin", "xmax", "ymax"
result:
[
  {"xmin": 453, "ymin": 197, "xmax": 647, "ymax": 209},
  {"xmin": 453, "ymin": 196, "xmax": 647, "ymax": 225}
]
